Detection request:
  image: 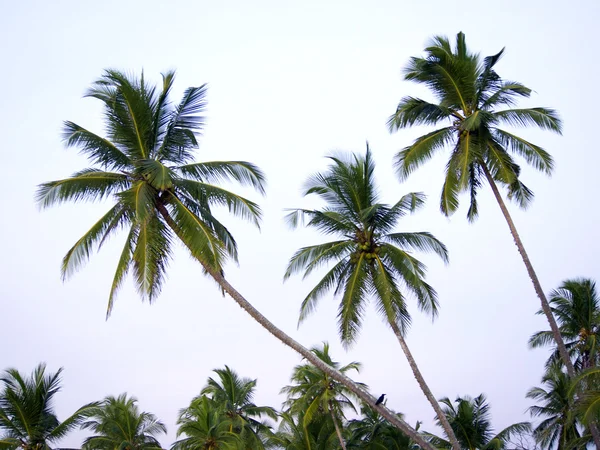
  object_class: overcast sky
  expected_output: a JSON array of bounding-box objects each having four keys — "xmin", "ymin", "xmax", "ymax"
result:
[{"xmin": 1, "ymin": 0, "xmax": 599, "ymax": 447}]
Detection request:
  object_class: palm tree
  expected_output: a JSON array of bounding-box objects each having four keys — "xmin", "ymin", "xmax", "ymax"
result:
[
  {"xmin": 347, "ymin": 404, "xmax": 421, "ymax": 450},
  {"xmin": 37, "ymin": 70, "xmax": 431, "ymax": 448},
  {"xmin": 173, "ymin": 396, "xmax": 242, "ymax": 450},
  {"xmin": 200, "ymin": 366, "xmax": 276, "ymax": 449},
  {"xmin": 281, "ymin": 343, "xmax": 362, "ymax": 450},
  {"xmin": 426, "ymin": 394, "xmax": 531, "ymax": 450},
  {"xmin": 81, "ymin": 394, "xmax": 166, "ymax": 450},
  {"xmin": 267, "ymin": 411, "xmax": 338, "ymax": 450},
  {"xmin": 0, "ymin": 364, "xmax": 97, "ymax": 450},
  {"xmin": 387, "ymin": 32, "xmax": 572, "ymax": 378},
  {"xmin": 526, "ymin": 364, "xmax": 584, "ymax": 450},
  {"xmin": 284, "ymin": 148, "xmax": 456, "ymax": 449},
  {"xmin": 530, "ymin": 279, "xmax": 600, "ymax": 371}
]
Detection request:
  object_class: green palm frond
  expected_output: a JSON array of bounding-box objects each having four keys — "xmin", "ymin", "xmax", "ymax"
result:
[
  {"xmin": 157, "ymin": 84, "xmax": 207, "ymax": 163},
  {"xmin": 338, "ymin": 254, "xmax": 370, "ymax": 346},
  {"xmin": 174, "ymin": 179, "xmax": 262, "ymax": 227},
  {"xmin": 166, "ymin": 195, "xmax": 225, "ymax": 272},
  {"xmin": 493, "ymin": 107, "xmax": 562, "ymax": 133},
  {"xmin": 380, "ymin": 244, "xmax": 438, "ymax": 318},
  {"xmin": 62, "ymin": 122, "xmax": 132, "ymax": 170},
  {"xmin": 284, "ymin": 241, "xmax": 354, "ymax": 280},
  {"xmin": 107, "ymin": 226, "xmax": 137, "ymax": 317},
  {"xmin": 178, "ymin": 161, "xmax": 266, "ymax": 195},
  {"xmin": 61, "ymin": 205, "xmax": 129, "ymax": 280},
  {"xmin": 36, "ymin": 170, "xmax": 129, "ymax": 208},
  {"xmin": 395, "ymin": 127, "xmax": 454, "ymax": 181},
  {"xmin": 387, "ymin": 97, "xmax": 455, "ymax": 130},
  {"xmin": 493, "ymin": 128, "xmax": 554, "ymax": 174},
  {"xmin": 298, "ymin": 259, "xmax": 350, "ymax": 324},
  {"xmin": 440, "ymin": 156, "xmax": 461, "ymax": 216},
  {"xmin": 131, "ymin": 213, "xmax": 172, "ymax": 301},
  {"xmin": 383, "ymin": 232, "xmax": 449, "ymax": 263}
]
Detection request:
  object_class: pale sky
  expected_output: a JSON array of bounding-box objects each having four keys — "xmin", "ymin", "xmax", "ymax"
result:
[{"xmin": 1, "ymin": 0, "xmax": 599, "ymax": 447}]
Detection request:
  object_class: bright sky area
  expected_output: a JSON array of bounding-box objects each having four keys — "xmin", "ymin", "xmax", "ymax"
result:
[{"xmin": 1, "ymin": 0, "xmax": 599, "ymax": 447}]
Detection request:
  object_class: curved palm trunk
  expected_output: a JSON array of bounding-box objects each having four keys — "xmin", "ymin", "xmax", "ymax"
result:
[
  {"xmin": 481, "ymin": 167, "xmax": 600, "ymax": 450},
  {"xmin": 328, "ymin": 402, "xmax": 347, "ymax": 450},
  {"xmin": 481, "ymin": 166, "xmax": 575, "ymax": 376},
  {"xmin": 156, "ymin": 206, "xmax": 435, "ymax": 450},
  {"xmin": 389, "ymin": 322, "xmax": 461, "ymax": 450}
]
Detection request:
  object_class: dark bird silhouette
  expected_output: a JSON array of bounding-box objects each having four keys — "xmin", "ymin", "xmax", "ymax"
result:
[{"xmin": 375, "ymin": 394, "xmax": 386, "ymax": 405}]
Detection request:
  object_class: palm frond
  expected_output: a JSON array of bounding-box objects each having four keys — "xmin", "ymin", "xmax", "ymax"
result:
[
  {"xmin": 62, "ymin": 122, "xmax": 132, "ymax": 170},
  {"xmin": 493, "ymin": 107, "xmax": 562, "ymax": 133},
  {"xmin": 60, "ymin": 205, "xmax": 129, "ymax": 280},
  {"xmin": 174, "ymin": 179, "xmax": 262, "ymax": 227},
  {"xmin": 395, "ymin": 127, "xmax": 454, "ymax": 181},
  {"xmin": 178, "ymin": 161, "xmax": 266, "ymax": 195},
  {"xmin": 383, "ymin": 232, "xmax": 449, "ymax": 263},
  {"xmin": 387, "ymin": 97, "xmax": 454, "ymax": 130},
  {"xmin": 36, "ymin": 170, "xmax": 129, "ymax": 208},
  {"xmin": 284, "ymin": 240, "xmax": 354, "ymax": 280},
  {"xmin": 493, "ymin": 128, "xmax": 554, "ymax": 174}
]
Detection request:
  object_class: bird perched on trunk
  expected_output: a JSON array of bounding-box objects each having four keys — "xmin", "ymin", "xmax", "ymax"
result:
[{"xmin": 375, "ymin": 394, "xmax": 386, "ymax": 405}]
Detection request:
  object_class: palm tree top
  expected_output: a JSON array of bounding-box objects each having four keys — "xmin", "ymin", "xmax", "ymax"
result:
[
  {"xmin": 388, "ymin": 32, "xmax": 562, "ymax": 220},
  {"xmin": 0, "ymin": 364, "xmax": 98, "ymax": 450},
  {"xmin": 36, "ymin": 70, "xmax": 266, "ymax": 316},
  {"xmin": 81, "ymin": 393, "xmax": 166, "ymax": 450},
  {"xmin": 285, "ymin": 145, "xmax": 448, "ymax": 344}
]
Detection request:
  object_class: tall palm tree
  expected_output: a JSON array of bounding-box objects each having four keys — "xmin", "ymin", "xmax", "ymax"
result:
[
  {"xmin": 81, "ymin": 394, "xmax": 166, "ymax": 450},
  {"xmin": 173, "ymin": 396, "xmax": 242, "ymax": 450},
  {"xmin": 37, "ymin": 70, "xmax": 431, "ymax": 448},
  {"xmin": 526, "ymin": 364, "xmax": 584, "ymax": 450},
  {"xmin": 0, "ymin": 364, "xmax": 97, "ymax": 450},
  {"xmin": 530, "ymin": 279, "xmax": 600, "ymax": 371},
  {"xmin": 281, "ymin": 343, "xmax": 362, "ymax": 450},
  {"xmin": 347, "ymin": 404, "xmax": 421, "ymax": 450},
  {"xmin": 387, "ymin": 32, "xmax": 572, "ymax": 378},
  {"xmin": 284, "ymin": 148, "xmax": 456, "ymax": 449},
  {"xmin": 427, "ymin": 394, "xmax": 531, "ymax": 450},
  {"xmin": 200, "ymin": 366, "xmax": 276, "ymax": 449}
]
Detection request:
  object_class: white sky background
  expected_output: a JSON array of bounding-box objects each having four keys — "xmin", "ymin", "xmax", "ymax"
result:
[{"xmin": 1, "ymin": 0, "xmax": 599, "ymax": 447}]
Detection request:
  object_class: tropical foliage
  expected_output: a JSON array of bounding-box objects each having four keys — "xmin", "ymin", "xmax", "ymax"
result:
[
  {"xmin": 0, "ymin": 364, "xmax": 96, "ymax": 450},
  {"xmin": 426, "ymin": 394, "xmax": 531, "ymax": 450},
  {"xmin": 81, "ymin": 394, "xmax": 166, "ymax": 450}
]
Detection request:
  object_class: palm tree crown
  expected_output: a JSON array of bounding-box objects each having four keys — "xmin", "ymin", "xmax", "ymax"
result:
[
  {"xmin": 36, "ymin": 70, "xmax": 265, "ymax": 315},
  {"xmin": 0, "ymin": 364, "xmax": 96, "ymax": 450},
  {"xmin": 526, "ymin": 365, "xmax": 583, "ymax": 450},
  {"xmin": 200, "ymin": 366, "xmax": 276, "ymax": 449},
  {"xmin": 285, "ymin": 146, "xmax": 448, "ymax": 345},
  {"xmin": 388, "ymin": 32, "xmax": 561, "ymax": 220},
  {"xmin": 529, "ymin": 278, "xmax": 600, "ymax": 370},
  {"xmin": 81, "ymin": 394, "xmax": 166, "ymax": 450},
  {"xmin": 429, "ymin": 394, "xmax": 530, "ymax": 450}
]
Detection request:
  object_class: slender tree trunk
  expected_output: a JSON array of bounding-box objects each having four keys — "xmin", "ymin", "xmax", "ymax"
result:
[
  {"xmin": 329, "ymin": 403, "xmax": 347, "ymax": 450},
  {"xmin": 156, "ymin": 206, "xmax": 435, "ymax": 450},
  {"xmin": 389, "ymin": 322, "xmax": 461, "ymax": 450},
  {"xmin": 481, "ymin": 166, "xmax": 575, "ymax": 377},
  {"xmin": 481, "ymin": 167, "xmax": 600, "ymax": 450}
]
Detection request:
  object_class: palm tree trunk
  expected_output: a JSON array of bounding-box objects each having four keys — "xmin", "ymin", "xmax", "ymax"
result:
[
  {"xmin": 329, "ymin": 403, "xmax": 347, "ymax": 450},
  {"xmin": 389, "ymin": 322, "xmax": 461, "ymax": 450},
  {"xmin": 481, "ymin": 167, "xmax": 600, "ymax": 450},
  {"xmin": 156, "ymin": 205, "xmax": 435, "ymax": 450},
  {"xmin": 481, "ymin": 165, "xmax": 575, "ymax": 377}
]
